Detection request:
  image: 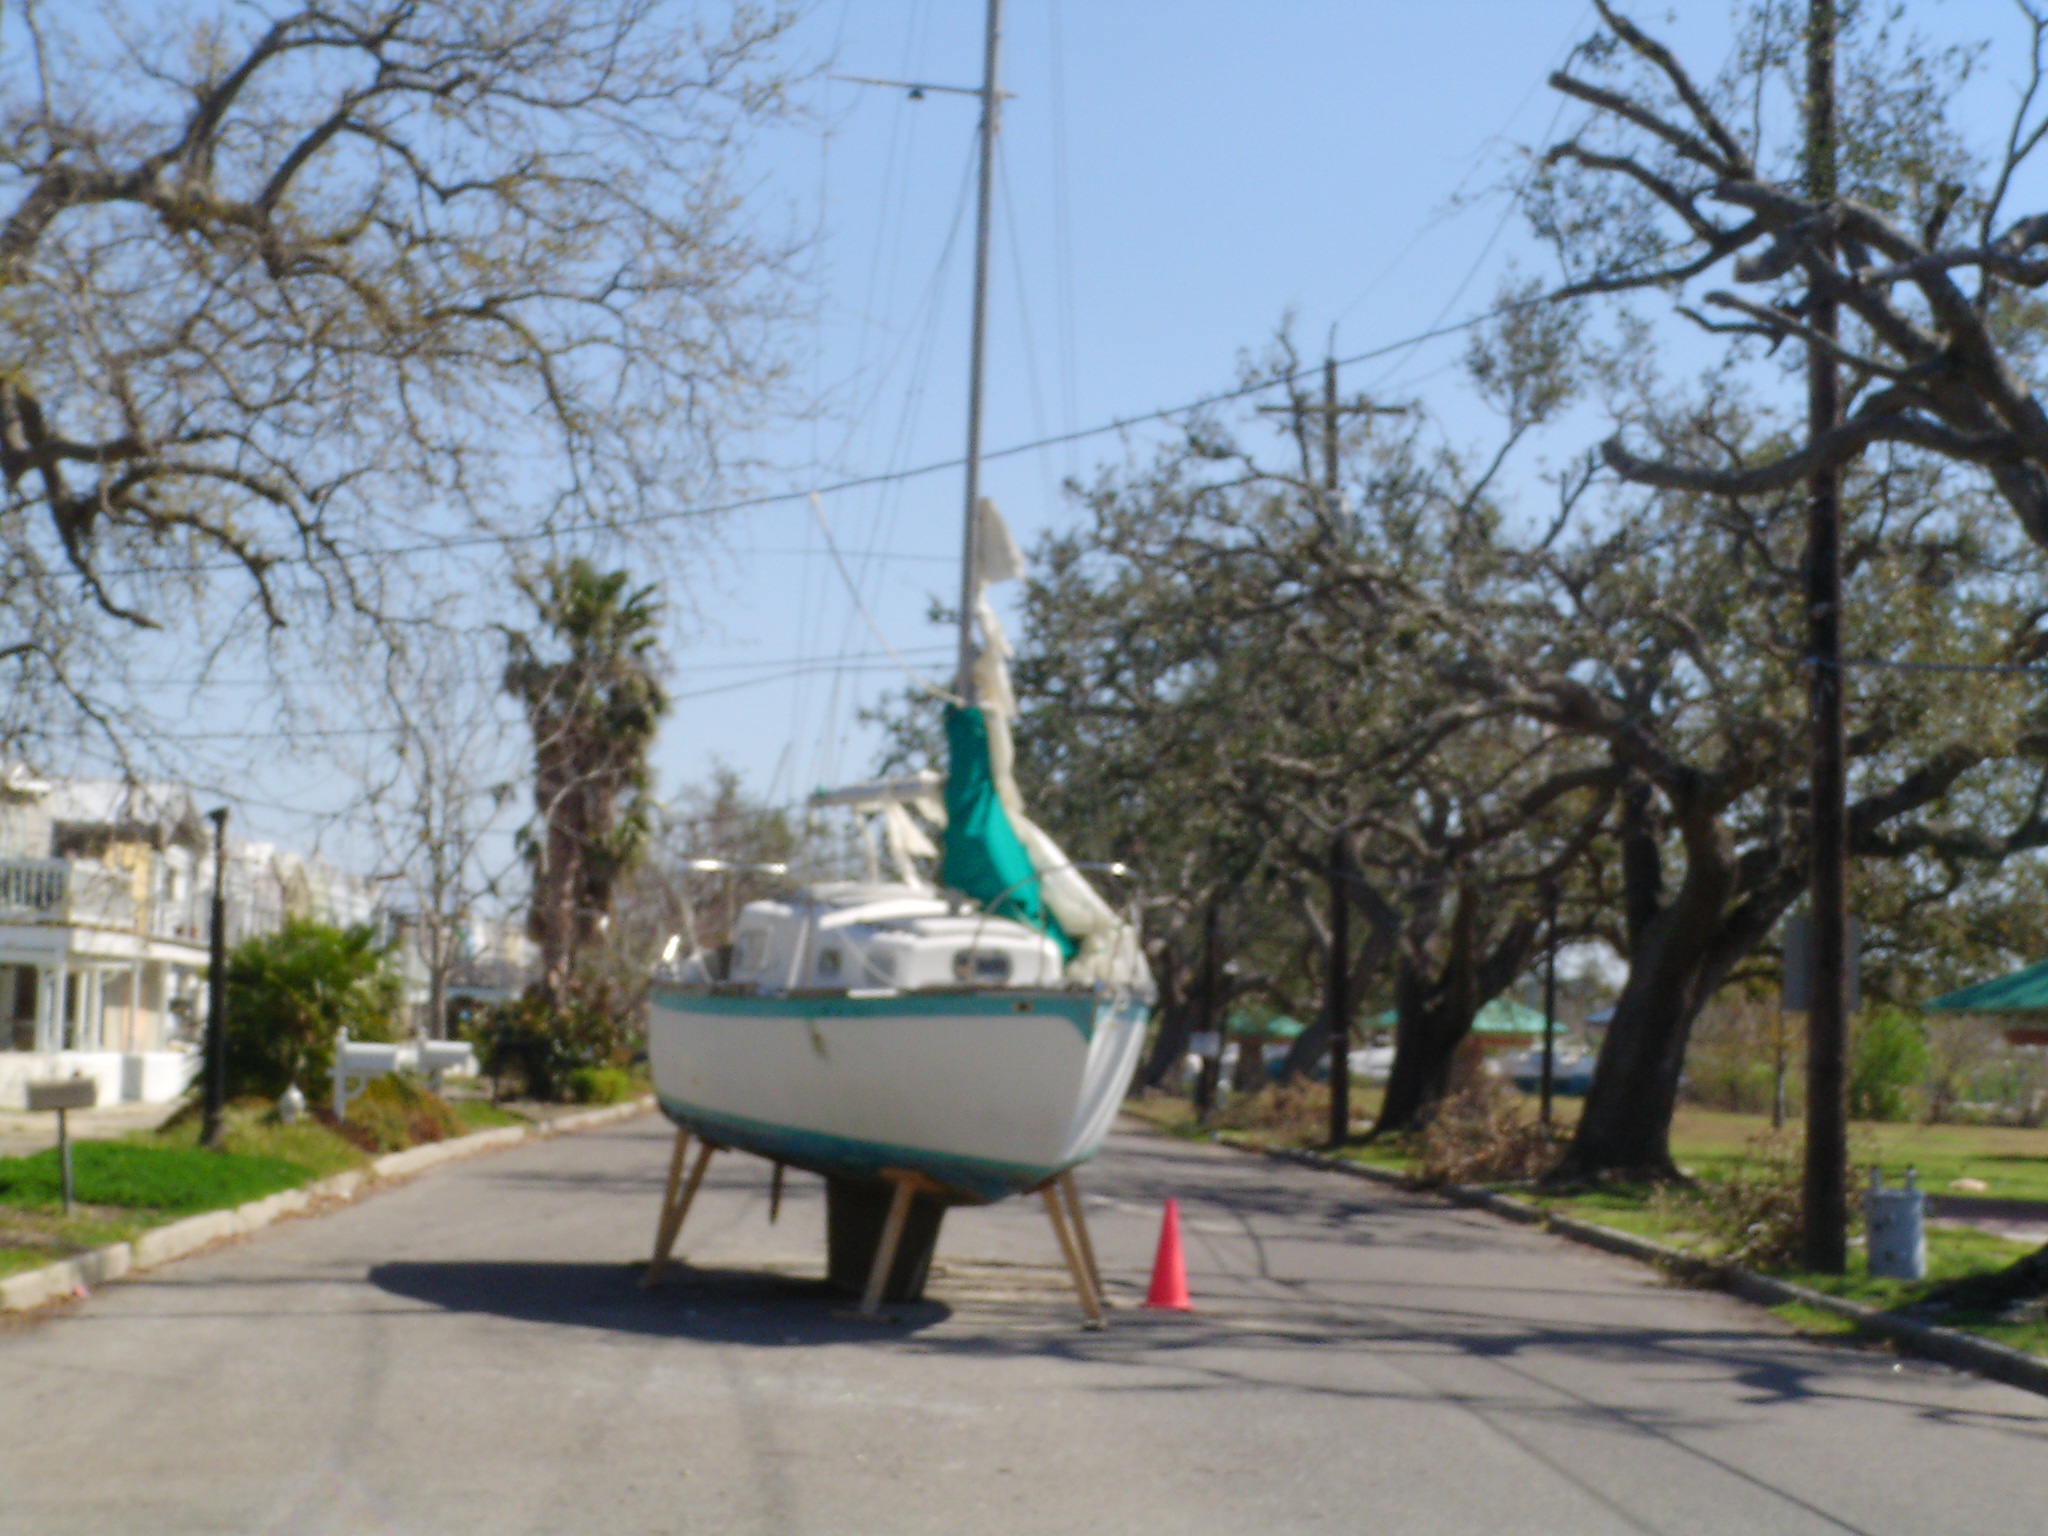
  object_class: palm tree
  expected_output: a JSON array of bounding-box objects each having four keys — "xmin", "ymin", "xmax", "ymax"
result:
[{"xmin": 503, "ymin": 559, "xmax": 668, "ymax": 1006}]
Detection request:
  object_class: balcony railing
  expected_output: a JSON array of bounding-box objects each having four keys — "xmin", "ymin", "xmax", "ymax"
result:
[{"xmin": 0, "ymin": 858, "xmax": 139, "ymax": 932}]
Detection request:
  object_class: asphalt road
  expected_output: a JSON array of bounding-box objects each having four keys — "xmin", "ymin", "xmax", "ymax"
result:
[{"xmin": 3, "ymin": 1113, "xmax": 2046, "ymax": 1536}]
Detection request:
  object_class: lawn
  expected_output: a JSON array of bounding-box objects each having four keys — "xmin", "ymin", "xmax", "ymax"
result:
[
  {"xmin": 0, "ymin": 1141, "xmax": 308, "ymax": 1214},
  {"xmin": 0, "ymin": 1141, "xmax": 313, "ymax": 1279},
  {"xmin": 1126, "ymin": 1089, "xmax": 2048, "ymax": 1360},
  {"xmin": 2, "ymin": 1087, "xmax": 509, "ymax": 1284}
]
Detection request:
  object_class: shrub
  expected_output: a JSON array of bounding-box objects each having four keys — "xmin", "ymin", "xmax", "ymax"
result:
[
  {"xmin": 1848, "ymin": 1007, "xmax": 1927, "ymax": 1122},
  {"xmin": 221, "ymin": 920, "xmax": 402, "ymax": 1102},
  {"xmin": 327, "ymin": 1074, "xmax": 464, "ymax": 1154},
  {"xmin": 467, "ymin": 989, "xmax": 634, "ymax": 1102},
  {"xmin": 1651, "ymin": 1130, "xmax": 1868, "ymax": 1271},
  {"xmin": 1416, "ymin": 1073, "xmax": 1564, "ymax": 1186},
  {"xmin": 566, "ymin": 1065, "xmax": 639, "ymax": 1105},
  {"xmin": 1212, "ymin": 1080, "xmax": 1329, "ymax": 1142},
  {"xmin": 1680, "ymin": 995, "xmax": 1785, "ymax": 1114}
]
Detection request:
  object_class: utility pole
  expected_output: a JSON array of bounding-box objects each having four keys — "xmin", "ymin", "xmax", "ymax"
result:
[
  {"xmin": 1801, "ymin": 0, "xmax": 1849, "ymax": 1274},
  {"xmin": 1193, "ymin": 901, "xmax": 1222, "ymax": 1120},
  {"xmin": 1540, "ymin": 879, "xmax": 1560, "ymax": 1126},
  {"xmin": 1259, "ymin": 352, "xmax": 1402, "ymax": 520},
  {"xmin": 202, "ymin": 807, "xmax": 229, "ymax": 1149},
  {"xmin": 1326, "ymin": 830, "xmax": 1353, "ymax": 1148}
]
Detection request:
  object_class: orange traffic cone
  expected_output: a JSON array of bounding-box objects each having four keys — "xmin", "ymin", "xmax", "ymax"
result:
[{"xmin": 1143, "ymin": 1198, "xmax": 1192, "ymax": 1310}]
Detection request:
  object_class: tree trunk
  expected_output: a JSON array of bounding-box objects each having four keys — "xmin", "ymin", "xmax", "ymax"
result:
[
  {"xmin": 1554, "ymin": 926, "xmax": 1717, "ymax": 1179},
  {"xmin": 1278, "ymin": 1013, "xmax": 1332, "ymax": 1082},
  {"xmin": 1139, "ymin": 941, "xmax": 1190, "ymax": 1089},
  {"xmin": 1372, "ymin": 977, "xmax": 1473, "ymax": 1135},
  {"xmin": 1367, "ymin": 907, "xmax": 1554, "ymax": 1138},
  {"xmin": 1555, "ymin": 803, "xmax": 1797, "ymax": 1181}
]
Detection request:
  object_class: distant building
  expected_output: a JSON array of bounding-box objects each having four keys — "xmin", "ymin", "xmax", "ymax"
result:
[{"xmin": 0, "ymin": 771, "xmax": 382, "ymax": 1108}]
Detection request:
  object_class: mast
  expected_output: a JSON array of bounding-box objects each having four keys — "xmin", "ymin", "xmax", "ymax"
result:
[{"xmin": 955, "ymin": 0, "xmax": 1003, "ymax": 707}]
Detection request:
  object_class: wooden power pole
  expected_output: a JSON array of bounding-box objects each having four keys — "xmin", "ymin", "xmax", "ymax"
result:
[
  {"xmin": 1801, "ymin": 0, "xmax": 1849, "ymax": 1274},
  {"xmin": 1326, "ymin": 830, "xmax": 1353, "ymax": 1148}
]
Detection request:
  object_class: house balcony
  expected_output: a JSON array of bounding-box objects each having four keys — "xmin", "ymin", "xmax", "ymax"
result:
[{"xmin": 0, "ymin": 858, "xmax": 206, "ymax": 943}]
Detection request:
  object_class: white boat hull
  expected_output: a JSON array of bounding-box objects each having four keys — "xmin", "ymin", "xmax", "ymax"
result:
[{"xmin": 646, "ymin": 985, "xmax": 1150, "ymax": 1202}]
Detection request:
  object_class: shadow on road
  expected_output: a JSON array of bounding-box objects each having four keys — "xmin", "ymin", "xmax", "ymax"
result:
[{"xmin": 368, "ymin": 1259, "xmax": 955, "ymax": 1343}]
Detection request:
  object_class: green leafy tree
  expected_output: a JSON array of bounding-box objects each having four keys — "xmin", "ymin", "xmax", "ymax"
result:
[
  {"xmin": 504, "ymin": 558, "xmax": 669, "ymax": 1009},
  {"xmin": 466, "ymin": 992, "xmax": 622, "ymax": 1104},
  {"xmin": 1848, "ymin": 1008, "xmax": 1928, "ymax": 1122},
  {"xmin": 221, "ymin": 920, "xmax": 402, "ymax": 1102}
]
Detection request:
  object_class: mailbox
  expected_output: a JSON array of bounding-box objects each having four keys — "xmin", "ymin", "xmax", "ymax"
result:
[
  {"xmin": 416, "ymin": 1041, "xmax": 477, "ymax": 1076},
  {"xmin": 28, "ymin": 1076, "xmax": 95, "ymax": 1214},
  {"xmin": 332, "ymin": 1030, "xmax": 405, "ymax": 1122},
  {"xmin": 338, "ymin": 1042, "xmax": 403, "ymax": 1078},
  {"xmin": 27, "ymin": 1077, "xmax": 97, "ymax": 1113}
]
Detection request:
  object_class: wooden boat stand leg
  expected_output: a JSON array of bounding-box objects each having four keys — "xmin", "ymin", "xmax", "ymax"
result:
[
  {"xmin": 643, "ymin": 1128, "xmax": 690, "ymax": 1278},
  {"xmin": 1041, "ymin": 1184, "xmax": 1106, "ymax": 1329},
  {"xmin": 1058, "ymin": 1170, "xmax": 1106, "ymax": 1306},
  {"xmin": 769, "ymin": 1160, "xmax": 786, "ymax": 1224},
  {"xmin": 858, "ymin": 1173, "xmax": 920, "ymax": 1317},
  {"xmin": 643, "ymin": 1134, "xmax": 717, "ymax": 1289}
]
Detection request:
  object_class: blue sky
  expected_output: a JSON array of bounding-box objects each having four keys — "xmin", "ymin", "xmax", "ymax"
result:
[
  {"xmin": 188, "ymin": 0, "xmax": 2039, "ymax": 871},
  {"xmin": 664, "ymin": 0, "xmax": 1634, "ymax": 809}
]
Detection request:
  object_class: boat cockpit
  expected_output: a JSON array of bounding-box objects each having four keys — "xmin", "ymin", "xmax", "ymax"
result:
[{"xmin": 678, "ymin": 881, "xmax": 1067, "ymax": 995}]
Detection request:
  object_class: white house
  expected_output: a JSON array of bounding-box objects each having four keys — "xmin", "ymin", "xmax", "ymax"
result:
[{"xmin": 0, "ymin": 772, "xmax": 385, "ymax": 1108}]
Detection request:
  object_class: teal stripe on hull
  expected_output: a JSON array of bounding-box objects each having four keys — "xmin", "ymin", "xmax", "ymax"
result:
[
  {"xmin": 656, "ymin": 1094, "xmax": 1066, "ymax": 1204},
  {"xmin": 648, "ymin": 984, "xmax": 1097, "ymax": 1040}
]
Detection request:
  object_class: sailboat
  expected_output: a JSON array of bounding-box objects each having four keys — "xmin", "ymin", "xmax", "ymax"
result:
[{"xmin": 641, "ymin": 0, "xmax": 1155, "ymax": 1322}]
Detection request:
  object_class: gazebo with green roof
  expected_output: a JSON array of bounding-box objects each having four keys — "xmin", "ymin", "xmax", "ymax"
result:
[{"xmin": 1924, "ymin": 961, "xmax": 2048, "ymax": 1046}]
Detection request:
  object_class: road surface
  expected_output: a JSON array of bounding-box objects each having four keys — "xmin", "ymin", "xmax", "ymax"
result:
[{"xmin": 2, "ymin": 1114, "xmax": 2045, "ymax": 1535}]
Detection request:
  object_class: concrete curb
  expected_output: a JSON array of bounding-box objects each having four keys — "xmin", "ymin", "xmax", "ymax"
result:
[
  {"xmin": 1240, "ymin": 1136, "xmax": 2048, "ymax": 1401},
  {"xmin": 1, "ymin": 1095, "xmax": 654, "ymax": 1313}
]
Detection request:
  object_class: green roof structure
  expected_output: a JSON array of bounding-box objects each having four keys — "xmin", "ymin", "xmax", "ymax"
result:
[
  {"xmin": 1923, "ymin": 959, "xmax": 2048, "ymax": 1015},
  {"xmin": 1365, "ymin": 999, "xmax": 1551, "ymax": 1035},
  {"xmin": 1226, "ymin": 1012, "xmax": 1306, "ymax": 1040}
]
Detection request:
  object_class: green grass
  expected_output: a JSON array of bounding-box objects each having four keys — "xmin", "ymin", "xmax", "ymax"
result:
[
  {"xmin": 0, "ymin": 1211, "xmax": 153, "ymax": 1278},
  {"xmin": 1138, "ymin": 1092, "xmax": 2048, "ymax": 1361},
  {"xmin": 1664, "ymin": 1108, "xmax": 2048, "ymax": 1200},
  {"xmin": 452, "ymin": 1099, "xmax": 524, "ymax": 1131},
  {"xmin": 1770, "ymin": 1300, "xmax": 1867, "ymax": 1340},
  {"xmin": 1, "ymin": 1089, "xmax": 525, "ymax": 1286},
  {"xmin": 0, "ymin": 1141, "xmax": 309, "ymax": 1216},
  {"xmin": 144, "ymin": 1104, "xmax": 369, "ymax": 1180}
]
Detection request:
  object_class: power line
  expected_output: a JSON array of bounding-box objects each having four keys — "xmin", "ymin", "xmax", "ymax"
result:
[{"xmin": 84, "ymin": 289, "xmax": 1554, "ymax": 588}]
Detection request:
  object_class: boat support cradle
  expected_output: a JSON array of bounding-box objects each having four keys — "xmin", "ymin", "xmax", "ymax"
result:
[{"xmin": 640, "ymin": 1126, "xmax": 1108, "ymax": 1327}]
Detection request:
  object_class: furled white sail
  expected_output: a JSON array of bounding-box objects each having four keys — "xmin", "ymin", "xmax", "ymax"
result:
[{"xmin": 967, "ymin": 500, "xmax": 1151, "ymax": 993}]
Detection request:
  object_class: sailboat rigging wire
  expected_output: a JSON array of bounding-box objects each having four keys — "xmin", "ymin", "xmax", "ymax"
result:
[
  {"xmin": 1045, "ymin": 0, "xmax": 1082, "ymax": 475},
  {"xmin": 807, "ymin": 136, "xmax": 979, "ymax": 794},
  {"xmin": 1334, "ymin": 4, "xmax": 1590, "ymax": 336},
  {"xmin": 91, "ymin": 282, "xmax": 1612, "ymax": 588},
  {"xmin": 808, "ymin": 493, "xmax": 961, "ymax": 704},
  {"xmin": 997, "ymin": 147, "xmax": 1060, "ymax": 518}
]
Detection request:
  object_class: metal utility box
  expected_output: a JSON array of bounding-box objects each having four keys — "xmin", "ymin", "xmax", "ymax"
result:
[
  {"xmin": 27, "ymin": 1077, "xmax": 97, "ymax": 1113},
  {"xmin": 1866, "ymin": 1168, "xmax": 1927, "ymax": 1280}
]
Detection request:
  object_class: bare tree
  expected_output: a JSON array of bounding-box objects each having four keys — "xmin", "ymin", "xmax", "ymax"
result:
[
  {"xmin": 344, "ymin": 626, "xmax": 521, "ymax": 1039},
  {"xmin": 0, "ymin": 0, "xmax": 799, "ymax": 749},
  {"xmin": 1532, "ymin": 1, "xmax": 2048, "ymax": 546}
]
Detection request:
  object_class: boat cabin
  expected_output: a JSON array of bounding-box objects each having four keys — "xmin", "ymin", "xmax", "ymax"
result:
[{"xmin": 721, "ymin": 881, "xmax": 1065, "ymax": 994}]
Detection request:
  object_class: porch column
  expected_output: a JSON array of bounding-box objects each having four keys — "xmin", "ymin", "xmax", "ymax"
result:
[
  {"xmin": 85, "ymin": 968, "xmax": 104, "ymax": 1051},
  {"xmin": 130, "ymin": 961, "xmax": 143, "ymax": 1051},
  {"xmin": 33, "ymin": 965, "xmax": 55, "ymax": 1054}
]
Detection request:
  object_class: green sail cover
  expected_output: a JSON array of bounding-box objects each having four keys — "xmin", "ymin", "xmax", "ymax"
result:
[{"xmin": 941, "ymin": 704, "xmax": 1075, "ymax": 959}]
